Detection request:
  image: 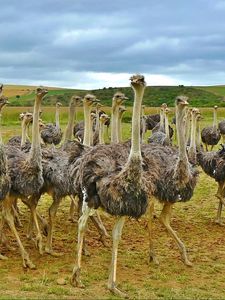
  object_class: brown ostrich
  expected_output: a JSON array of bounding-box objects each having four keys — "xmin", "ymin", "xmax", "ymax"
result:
[
  {"xmin": 2, "ymin": 87, "xmax": 47, "ymax": 268},
  {"xmin": 201, "ymin": 106, "xmax": 221, "ymax": 151},
  {"xmin": 41, "ymin": 102, "xmax": 63, "ymax": 146},
  {"xmin": 70, "ymin": 75, "xmax": 159, "ymax": 297},
  {"xmin": 145, "ymin": 96, "xmax": 198, "ymax": 266}
]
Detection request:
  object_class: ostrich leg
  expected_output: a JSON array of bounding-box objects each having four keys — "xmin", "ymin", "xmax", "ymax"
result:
[
  {"xmin": 107, "ymin": 216, "xmax": 127, "ymax": 298},
  {"xmin": 159, "ymin": 202, "xmax": 192, "ymax": 266},
  {"xmin": 68, "ymin": 195, "xmax": 78, "ymax": 223},
  {"xmin": 215, "ymin": 184, "xmax": 225, "ymax": 225},
  {"xmin": 45, "ymin": 196, "xmax": 62, "ymax": 256},
  {"xmin": 71, "ymin": 205, "xmax": 92, "ymax": 287},
  {"xmin": 2, "ymin": 197, "xmax": 36, "ymax": 269},
  {"xmin": 147, "ymin": 200, "xmax": 159, "ymax": 264}
]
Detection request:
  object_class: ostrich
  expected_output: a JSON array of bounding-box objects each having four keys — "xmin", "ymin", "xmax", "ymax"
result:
[
  {"xmin": 70, "ymin": 75, "xmax": 158, "ymax": 297},
  {"xmin": 0, "ymin": 95, "xmax": 11, "ymax": 261},
  {"xmin": 146, "ymin": 96, "xmax": 199, "ymax": 266},
  {"xmin": 111, "ymin": 92, "xmax": 128, "ymax": 143},
  {"xmin": 41, "ymin": 102, "xmax": 63, "ymax": 146},
  {"xmin": 218, "ymin": 119, "xmax": 225, "ymax": 143},
  {"xmin": 201, "ymin": 106, "xmax": 221, "ymax": 151},
  {"xmin": 2, "ymin": 87, "xmax": 47, "ymax": 268},
  {"xmin": 99, "ymin": 113, "xmax": 110, "ymax": 145},
  {"xmin": 0, "ymin": 84, "xmax": 3, "ymax": 96},
  {"xmin": 117, "ymin": 106, "xmax": 126, "ymax": 143},
  {"xmin": 145, "ymin": 113, "xmax": 160, "ymax": 131},
  {"xmin": 148, "ymin": 107, "xmax": 171, "ymax": 146},
  {"xmin": 141, "ymin": 105, "xmax": 146, "ymax": 142}
]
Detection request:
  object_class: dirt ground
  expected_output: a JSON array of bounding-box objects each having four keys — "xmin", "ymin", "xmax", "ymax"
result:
[{"xmin": 0, "ymin": 171, "xmax": 225, "ymax": 299}]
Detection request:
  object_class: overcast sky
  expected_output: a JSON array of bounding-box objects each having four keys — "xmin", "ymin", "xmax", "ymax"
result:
[{"xmin": 0, "ymin": 0, "xmax": 225, "ymax": 89}]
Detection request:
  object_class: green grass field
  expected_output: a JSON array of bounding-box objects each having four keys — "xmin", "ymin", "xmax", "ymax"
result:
[{"xmin": 1, "ymin": 106, "xmax": 225, "ymax": 299}]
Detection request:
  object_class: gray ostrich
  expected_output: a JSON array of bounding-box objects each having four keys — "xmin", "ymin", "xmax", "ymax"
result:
[
  {"xmin": 71, "ymin": 75, "xmax": 159, "ymax": 297},
  {"xmin": 218, "ymin": 119, "xmax": 225, "ymax": 143},
  {"xmin": 201, "ymin": 106, "xmax": 221, "ymax": 151},
  {"xmin": 146, "ymin": 96, "xmax": 199, "ymax": 266},
  {"xmin": 0, "ymin": 96, "xmax": 11, "ymax": 260},
  {"xmin": 2, "ymin": 87, "xmax": 47, "ymax": 268},
  {"xmin": 41, "ymin": 102, "xmax": 63, "ymax": 146}
]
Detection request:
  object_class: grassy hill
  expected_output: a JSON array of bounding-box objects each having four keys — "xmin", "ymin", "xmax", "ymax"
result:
[{"xmin": 3, "ymin": 84, "xmax": 225, "ymax": 107}]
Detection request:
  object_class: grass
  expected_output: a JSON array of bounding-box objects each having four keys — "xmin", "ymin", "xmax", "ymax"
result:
[{"xmin": 1, "ymin": 106, "xmax": 225, "ymax": 299}]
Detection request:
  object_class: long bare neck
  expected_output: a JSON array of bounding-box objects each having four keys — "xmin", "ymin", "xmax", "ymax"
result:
[
  {"xmin": 164, "ymin": 114, "xmax": 170, "ymax": 139},
  {"xmin": 99, "ymin": 121, "xmax": 105, "ymax": 144},
  {"xmin": 176, "ymin": 106, "xmax": 188, "ymax": 162},
  {"xmin": 159, "ymin": 109, "xmax": 164, "ymax": 130},
  {"xmin": 0, "ymin": 113, "xmax": 2, "ymax": 145},
  {"xmin": 95, "ymin": 109, "xmax": 100, "ymax": 131},
  {"xmin": 21, "ymin": 119, "xmax": 27, "ymax": 147},
  {"xmin": 83, "ymin": 104, "xmax": 92, "ymax": 146},
  {"xmin": 63, "ymin": 104, "xmax": 76, "ymax": 143},
  {"xmin": 196, "ymin": 119, "xmax": 201, "ymax": 150},
  {"xmin": 111, "ymin": 102, "xmax": 119, "ymax": 143},
  {"xmin": 117, "ymin": 113, "xmax": 124, "ymax": 143},
  {"xmin": 55, "ymin": 106, "xmax": 60, "ymax": 129},
  {"xmin": 189, "ymin": 113, "xmax": 196, "ymax": 150},
  {"xmin": 213, "ymin": 108, "xmax": 217, "ymax": 128},
  {"xmin": 30, "ymin": 96, "xmax": 42, "ymax": 162},
  {"xmin": 185, "ymin": 114, "xmax": 191, "ymax": 145},
  {"xmin": 129, "ymin": 87, "xmax": 144, "ymax": 161}
]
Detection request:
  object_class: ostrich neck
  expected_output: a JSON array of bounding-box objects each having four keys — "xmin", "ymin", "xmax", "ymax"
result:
[
  {"xmin": 55, "ymin": 106, "xmax": 60, "ymax": 129},
  {"xmin": 196, "ymin": 120, "xmax": 201, "ymax": 150},
  {"xmin": 63, "ymin": 104, "xmax": 76, "ymax": 143},
  {"xmin": 189, "ymin": 113, "xmax": 196, "ymax": 150},
  {"xmin": 185, "ymin": 116, "xmax": 191, "ymax": 145},
  {"xmin": 21, "ymin": 119, "xmax": 27, "ymax": 147},
  {"xmin": 213, "ymin": 109, "xmax": 217, "ymax": 128},
  {"xmin": 29, "ymin": 96, "xmax": 42, "ymax": 163},
  {"xmin": 141, "ymin": 117, "xmax": 146, "ymax": 142},
  {"xmin": 0, "ymin": 114, "xmax": 2, "ymax": 144},
  {"xmin": 117, "ymin": 114, "xmax": 123, "ymax": 143},
  {"xmin": 164, "ymin": 114, "xmax": 169, "ymax": 139},
  {"xmin": 176, "ymin": 106, "xmax": 188, "ymax": 162},
  {"xmin": 111, "ymin": 103, "xmax": 119, "ymax": 143},
  {"xmin": 159, "ymin": 110, "xmax": 164, "ymax": 130},
  {"xmin": 95, "ymin": 109, "xmax": 100, "ymax": 131},
  {"xmin": 129, "ymin": 87, "xmax": 144, "ymax": 161},
  {"xmin": 99, "ymin": 121, "xmax": 105, "ymax": 144},
  {"xmin": 83, "ymin": 104, "xmax": 92, "ymax": 146}
]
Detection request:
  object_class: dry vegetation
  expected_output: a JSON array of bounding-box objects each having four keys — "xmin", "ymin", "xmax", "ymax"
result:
[{"xmin": 0, "ymin": 107, "xmax": 225, "ymax": 299}]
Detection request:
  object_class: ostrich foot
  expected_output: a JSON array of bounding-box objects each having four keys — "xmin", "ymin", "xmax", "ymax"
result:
[
  {"xmin": 22, "ymin": 253, "xmax": 36, "ymax": 269},
  {"xmin": 0, "ymin": 254, "xmax": 8, "ymax": 260},
  {"xmin": 45, "ymin": 247, "xmax": 63, "ymax": 257},
  {"xmin": 108, "ymin": 283, "xmax": 128, "ymax": 299},
  {"xmin": 181, "ymin": 256, "xmax": 193, "ymax": 267},
  {"xmin": 68, "ymin": 216, "xmax": 77, "ymax": 223},
  {"xmin": 214, "ymin": 219, "xmax": 225, "ymax": 226},
  {"xmin": 70, "ymin": 268, "xmax": 85, "ymax": 288},
  {"xmin": 99, "ymin": 234, "xmax": 110, "ymax": 247},
  {"xmin": 149, "ymin": 252, "xmax": 159, "ymax": 265},
  {"xmin": 34, "ymin": 235, "xmax": 43, "ymax": 255},
  {"xmin": 82, "ymin": 247, "xmax": 90, "ymax": 257}
]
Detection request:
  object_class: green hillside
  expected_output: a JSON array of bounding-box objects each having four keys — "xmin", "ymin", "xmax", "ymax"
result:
[
  {"xmin": 8, "ymin": 85, "xmax": 225, "ymax": 107},
  {"xmin": 197, "ymin": 85, "xmax": 225, "ymax": 97}
]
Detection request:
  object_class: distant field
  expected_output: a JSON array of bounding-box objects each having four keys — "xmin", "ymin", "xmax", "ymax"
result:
[{"xmin": 2, "ymin": 84, "xmax": 225, "ymax": 107}]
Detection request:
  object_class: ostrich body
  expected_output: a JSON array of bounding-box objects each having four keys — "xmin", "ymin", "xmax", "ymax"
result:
[
  {"xmin": 41, "ymin": 102, "xmax": 63, "ymax": 146},
  {"xmin": 71, "ymin": 75, "xmax": 159, "ymax": 297},
  {"xmin": 2, "ymin": 87, "xmax": 47, "ymax": 268},
  {"xmin": 197, "ymin": 143, "xmax": 225, "ymax": 225},
  {"xmin": 218, "ymin": 120, "xmax": 225, "ymax": 143},
  {"xmin": 201, "ymin": 106, "xmax": 221, "ymax": 151},
  {"xmin": 145, "ymin": 113, "xmax": 160, "ymax": 130},
  {"xmin": 145, "ymin": 96, "xmax": 198, "ymax": 266}
]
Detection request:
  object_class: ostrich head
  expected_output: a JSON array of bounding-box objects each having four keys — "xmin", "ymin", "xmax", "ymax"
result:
[
  {"xmin": 214, "ymin": 105, "xmax": 218, "ymax": 110},
  {"xmin": 56, "ymin": 102, "xmax": 62, "ymax": 108},
  {"xmin": 39, "ymin": 119, "xmax": 46, "ymax": 131},
  {"xmin": 83, "ymin": 94, "xmax": 100, "ymax": 107},
  {"xmin": 100, "ymin": 113, "xmax": 110, "ymax": 125},
  {"xmin": 176, "ymin": 95, "xmax": 189, "ymax": 107},
  {"xmin": 0, "ymin": 96, "xmax": 9, "ymax": 112},
  {"xmin": 21, "ymin": 112, "xmax": 33, "ymax": 125},
  {"xmin": 130, "ymin": 74, "xmax": 146, "ymax": 90},
  {"xmin": 112, "ymin": 92, "xmax": 128, "ymax": 106},
  {"xmin": 164, "ymin": 107, "xmax": 171, "ymax": 116},
  {"xmin": 36, "ymin": 87, "xmax": 48, "ymax": 99},
  {"xmin": 71, "ymin": 95, "xmax": 82, "ymax": 107}
]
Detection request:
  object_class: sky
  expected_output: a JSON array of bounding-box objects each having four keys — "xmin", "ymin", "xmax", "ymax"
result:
[{"xmin": 0, "ymin": 0, "xmax": 225, "ymax": 89}]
